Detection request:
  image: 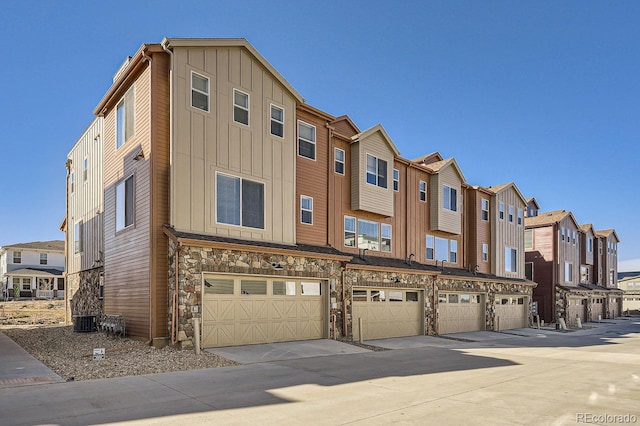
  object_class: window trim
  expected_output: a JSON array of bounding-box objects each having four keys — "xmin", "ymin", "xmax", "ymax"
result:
[
  {"xmin": 233, "ymin": 88, "xmax": 250, "ymax": 126},
  {"xmin": 297, "ymin": 120, "xmax": 316, "ymax": 161},
  {"xmin": 344, "ymin": 215, "xmax": 356, "ymax": 248},
  {"xmin": 70, "ymin": 171, "xmax": 75, "ymax": 193},
  {"xmin": 419, "ymin": 180, "xmax": 426, "ymax": 202},
  {"xmin": 565, "ymin": 262, "xmax": 573, "ymax": 282},
  {"xmin": 190, "ymin": 71, "xmax": 210, "ymax": 112},
  {"xmin": 74, "ymin": 220, "xmax": 83, "ymax": 254},
  {"xmin": 443, "ymin": 185, "xmax": 457, "ymax": 212},
  {"xmin": 12, "ymin": 251, "xmax": 21, "ymax": 264},
  {"xmin": 482, "ymin": 243, "xmax": 488, "ymax": 262},
  {"xmin": 83, "ymin": 156, "xmax": 88, "ymax": 182},
  {"xmin": 215, "ymin": 172, "xmax": 266, "ymax": 230},
  {"xmin": 381, "ymin": 223, "xmax": 392, "ymax": 253},
  {"xmin": 499, "ymin": 202, "xmax": 505, "ymax": 220},
  {"xmin": 365, "ymin": 153, "xmax": 388, "ymax": 189},
  {"xmin": 426, "ymin": 235, "xmax": 434, "ymax": 260},
  {"xmin": 269, "ymin": 103, "xmax": 284, "ymax": 138},
  {"xmin": 334, "ymin": 147, "xmax": 345, "ymax": 175},
  {"xmin": 517, "ymin": 208, "xmax": 523, "ymax": 226},
  {"xmin": 449, "ymin": 240, "xmax": 458, "ymax": 263},
  {"xmin": 505, "ymin": 247, "xmax": 517, "ymax": 273},
  {"xmin": 508, "ymin": 205, "xmax": 514, "ymax": 223},
  {"xmin": 116, "ymin": 174, "xmax": 135, "ymax": 232},
  {"xmin": 481, "ymin": 198, "xmax": 489, "ymax": 221},
  {"xmin": 40, "ymin": 253, "xmax": 48, "ymax": 265},
  {"xmin": 116, "ymin": 87, "xmax": 134, "ymax": 150},
  {"xmin": 393, "ymin": 168, "xmax": 399, "ymax": 192},
  {"xmin": 300, "ymin": 195, "xmax": 313, "ymax": 225}
]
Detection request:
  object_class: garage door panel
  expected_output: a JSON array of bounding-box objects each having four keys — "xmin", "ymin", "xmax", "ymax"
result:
[
  {"xmin": 353, "ymin": 288, "xmax": 423, "ymax": 340},
  {"xmin": 495, "ymin": 296, "xmax": 527, "ymax": 330},
  {"xmin": 438, "ymin": 293, "xmax": 485, "ymax": 334}
]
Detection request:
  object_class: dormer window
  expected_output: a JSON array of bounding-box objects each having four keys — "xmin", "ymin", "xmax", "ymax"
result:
[{"xmin": 366, "ymin": 154, "xmax": 387, "ymax": 188}]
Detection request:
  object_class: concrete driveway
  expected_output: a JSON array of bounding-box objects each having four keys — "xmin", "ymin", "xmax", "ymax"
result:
[{"xmin": 0, "ymin": 319, "xmax": 638, "ymax": 425}]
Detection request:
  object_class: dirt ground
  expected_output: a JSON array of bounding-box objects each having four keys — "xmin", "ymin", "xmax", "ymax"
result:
[{"xmin": 0, "ymin": 299, "xmax": 66, "ymax": 326}]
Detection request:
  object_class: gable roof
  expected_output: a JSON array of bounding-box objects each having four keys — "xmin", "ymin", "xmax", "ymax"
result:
[
  {"xmin": 485, "ymin": 182, "xmax": 527, "ymax": 205},
  {"xmin": 595, "ymin": 229, "xmax": 620, "ymax": 242},
  {"xmin": 411, "ymin": 152, "xmax": 444, "ymax": 165},
  {"xmin": 579, "ymin": 223, "xmax": 595, "ymax": 235},
  {"xmin": 524, "ymin": 210, "xmax": 580, "ymax": 229},
  {"xmin": 351, "ymin": 124, "xmax": 401, "ymax": 157},
  {"xmin": 329, "ymin": 115, "xmax": 360, "ymax": 136},
  {"xmin": 418, "ymin": 157, "xmax": 466, "ymax": 183},
  {"xmin": 526, "ymin": 197, "xmax": 541, "ymax": 210},
  {"xmin": 1, "ymin": 240, "xmax": 64, "ymax": 252}
]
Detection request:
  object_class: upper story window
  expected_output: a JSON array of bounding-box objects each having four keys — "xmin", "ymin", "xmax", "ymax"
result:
[
  {"xmin": 449, "ymin": 240, "xmax": 458, "ymax": 263},
  {"xmin": 499, "ymin": 203, "xmax": 505, "ymax": 220},
  {"xmin": 300, "ymin": 195, "xmax": 313, "ymax": 225},
  {"xmin": 508, "ymin": 205, "xmax": 514, "ymax": 223},
  {"xmin": 525, "ymin": 229, "xmax": 533, "ymax": 249},
  {"xmin": 297, "ymin": 121, "xmax": 316, "ymax": 160},
  {"xmin": 216, "ymin": 173, "xmax": 264, "ymax": 229},
  {"xmin": 517, "ymin": 208, "xmax": 523, "ymax": 225},
  {"xmin": 334, "ymin": 148, "xmax": 345, "ymax": 175},
  {"xmin": 572, "ymin": 231, "xmax": 576, "ymax": 244},
  {"xmin": 581, "ymin": 266, "xmax": 589, "ymax": 283},
  {"xmin": 426, "ymin": 235, "xmax": 434, "ymax": 260},
  {"xmin": 116, "ymin": 88, "xmax": 134, "ymax": 149},
  {"xmin": 443, "ymin": 185, "xmax": 457, "ymax": 212},
  {"xmin": 381, "ymin": 224, "xmax": 392, "ymax": 253},
  {"xmin": 74, "ymin": 221, "xmax": 83, "ymax": 253},
  {"xmin": 366, "ymin": 154, "xmax": 387, "ymax": 188},
  {"xmin": 481, "ymin": 198, "xmax": 489, "ymax": 221},
  {"xmin": 561, "ymin": 227, "xmax": 565, "ymax": 242},
  {"xmin": 116, "ymin": 175, "xmax": 135, "ymax": 231},
  {"xmin": 343, "ymin": 216, "xmax": 391, "ymax": 252},
  {"xmin": 191, "ymin": 72, "xmax": 209, "ymax": 112},
  {"xmin": 393, "ymin": 169, "xmax": 399, "ymax": 191},
  {"xmin": 426, "ymin": 235, "xmax": 457, "ymax": 263},
  {"xmin": 233, "ymin": 89, "xmax": 249, "ymax": 125},
  {"xmin": 83, "ymin": 157, "xmax": 88, "ymax": 182},
  {"xmin": 270, "ymin": 104, "xmax": 284, "ymax": 137},
  {"xmin": 587, "ymin": 237, "xmax": 593, "ymax": 252},
  {"xmin": 40, "ymin": 253, "xmax": 47, "ymax": 265},
  {"xmin": 70, "ymin": 171, "xmax": 75, "ymax": 193},
  {"xmin": 565, "ymin": 262, "xmax": 573, "ymax": 282},
  {"xmin": 482, "ymin": 243, "xmax": 488, "ymax": 262},
  {"xmin": 419, "ymin": 181, "xmax": 426, "ymax": 202},
  {"xmin": 505, "ymin": 247, "xmax": 517, "ymax": 273},
  {"xmin": 12, "ymin": 251, "xmax": 21, "ymax": 264}
]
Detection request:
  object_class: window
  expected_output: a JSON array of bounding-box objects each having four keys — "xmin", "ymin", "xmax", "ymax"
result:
[
  {"xmin": 334, "ymin": 148, "xmax": 345, "ymax": 175},
  {"xmin": 587, "ymin": 238, "xmax": 593, "ymax": 252},
  {"xmin": 366, "ymin": 154, "xmax": 388, "ymax": 188},
  {"xmin": 389, "ymin": 291, "xmax": 403, "ymax": 302},
  {"xmin": 426, "ymin": 235, "xmax": 434, "ymax": 260},
  {"xmin": 40, "ymin": 253, "xmax": 47, "ymax": 265},
  {"xmin": 393, "ymin": 168, "xmax": 399, "ymax": 191},
  {"xmin": 525, "ymin": 262, "xmax": 533, "ymax": 281},
  {"xmin": 83, "ymin": 156, "xmax": 88, "ymax": 182},
  {"xmin": 561, "ymin": 227, "xmax": 565, "ymax": 242},
  {"xmin": 13, "ymin": 251, "xmax": 21, "ymax": 264},
  {"xmin": 406, "ymin": 292, "xmax": 419, "ymax": 302},
  {"xmin": 572, "ymin": 231, "xmax": 576, "ymax": 244},
  {"xmin": 505, "ymin": 248, "xmax": 517, "ymax": 272},
  {"xmin": 581, "ymin": 266, "xmax": 589, "ymax": 283},
  {"xmin": 448, "ymin": 294, "xmax": 459, "ymax": 303},
  {"xmin": 204, "ymin": 278, "xmax": 234, "ymax": 295},
  {"xmin": 610, "ymin": 269, "xmax": 615, "ymax": 285},
  {"xmin": 371, "ymin": 290, "xmax": 386, "ymax": 302},
  {"xmin": 419, "ymin": 181, "xmax": 426, "ymax": 202},
  {"xmin": 216, "ymin": 173, "xmax": 264, "ymax": 229},
  {"xmin": 233, "ymin": 89, "xmax": 249, "ymax": 125},
  {"xmin": 116, "ymin": 175, "xmax": 135, "ymax": 231},
  {"xmin": 270, "ymin": 104, "xmax": 284, "ymax": 137},
  {"xmin": 449, "ymin": 240, "xmax": 457, "ymax": 263},
  {"xmin": 74, "ymin": 221, "xmax": 83, "ymax": 253},
  {"xmin": 273, "ymin": 281, "xmax": 296, "ymax": 296},
  {"xmin": 435, "ymin": 237, "xmax": 449, "ymax": 262},
  {"xmin": 70, "ymin": 171, "xmax": 75, "ymax": 193},
  {"xmin": 481, "ymin": 198, "xmax": 489, "ymax": 221},
  {"xmin": 344, "ymin": 216, "xmax": 356, "ymax": 247},
  {"xmin": 191, "ymin": 72, "xmax": 209, "ymax": 112},
  {"xmin": 21, "ymin": 278, "xmax": 31, "ymax": 292},
  {"xmin": 438, "ymin": 293, "xmax": 447, "ymax": 303},
  {"xmin": 116, "ymin": 88, "xmax": 134, "ymax": 149},
  {"xmin": 357, "ymin": 219, "xmax": 380, "ymax": 250},
  {"xmin": 353, "ymin": 290, "xmax": 367, "ymax": 302},
  {"xmin": 525, "ymin": 229, "xmax": 533, "ymax": 249},
  {"xmin": 241, "ymin": 280, "xmax": 267, "ymax": 295},
  {"xmin": 565, "ymin": 262, "xmax": 573, "ymax": 282},
  {"xmin": 301, "ymin": 282, "xmax": 321, "ymax": 295},
  {"xmin": 517, "ymin": 208, "xmax": 523, "ymax": 225},
  {"xmin": 298, "ymin": 121, "xmax": 316, "ymax": 160},
  {"xmin": 499, "ymin": 203, "xmax": 505, "ymax": 220},
  {"xmin": 460, "ymin": 294, "xmax": 471, "ymax": 304},
  {"xmin": 443, "ymin": 186, "xmax": 457, "ymax": 211},
  {"xmin": 508, "ymin": 205, "xmax": 514, "ymax": 223},
  {"xmin": 381, "ymin": 224, "xmax": 392, "ymax": 253},
  {"xmin": 482, "ymin": 243, "xmax": 488, "ymax": 262},
  {"xmin": 300, "ymin": 195, "xmax": 313, "ymax": 225}
]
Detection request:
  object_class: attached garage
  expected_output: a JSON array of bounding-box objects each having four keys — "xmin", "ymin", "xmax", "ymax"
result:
[
  {"xmin": 566, "ymin": 297, "xmax": 587, "ymax": 326},
  {"xmin": 608, "ymin": 297, "xmax": 620, "ymax": 318},
  {"xmin": 438, "ymin": 292, "xmax": 485, "ymax": 334},
  {"xmin": 352, "ymin": 287, "xmax": 423, "ymax": 340},
  {"xmin": 495, "ymin": 295, "xmax": 528, "ymax": 330},
  {"xmin": 202, "ymin": 275, "xmax": 326, "ymax": 348},
  {"xmin": 591, "ymin": 297, "xmax": 604, "ymax": 321}
]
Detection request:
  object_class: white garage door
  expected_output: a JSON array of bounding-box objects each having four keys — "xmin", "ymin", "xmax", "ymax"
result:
[
  {"xmin": 202, "ymin": 276, "xmax": 325, "ymax": 348},
  {"xmin": 438, "ymin": 292, "xmax": 485, "ymax": 334},
  {"xmin": 495, "ymin": 295, "xmax": 528, "ymax": 330},
  {"xmin": 591, "ymin": 297, "xmax": 604, "ymax": 321},
  {"xmin": 352, "ymin": 288, "xmax": 423, "ymax": 340},
  {"xmin": 567, "ymin": 298, "xmax": 587, "ymax": 326}
]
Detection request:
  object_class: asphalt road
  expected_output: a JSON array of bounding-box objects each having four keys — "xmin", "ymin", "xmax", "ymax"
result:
[{"xmin": 1, "ymin": 319, "xmax": 639, "ymax": 425}]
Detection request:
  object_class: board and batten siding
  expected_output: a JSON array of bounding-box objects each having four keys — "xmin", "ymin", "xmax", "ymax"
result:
[
  {"xmin": 557, "ymin": 218, "xmax": 580, "ymax": 286},
  {"xmin": 406, "ymin": 167, "xmax": 431, "ymax": 262},
  {"xmin": 465, "ymin": 189, "xmax": 491, "ymax": 274},
  {"xmin": 429, "ymin": 165, "xmax": 462, "ymax": 235},
  {"xmin": 170, "ymin": 46, "xmax": 297, "ymax": 244},
  {"xmin": 492, "ymin": 188, "xmax": 525, "ymax": 279},
  {"xmin": 350, "ymin": 131, "xmax": 394, "ymax": 217},
  {"xmin": 67, "ymin": 117, "xmax": 104, "ymax": 275}
]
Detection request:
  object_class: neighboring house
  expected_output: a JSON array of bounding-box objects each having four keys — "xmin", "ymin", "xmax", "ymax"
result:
[
  {"xmin": 617, "ymin": 275, "xmax": 640, "ymax": 313},
  {"xmin": 65, "ymin": 37, "xmax": 538, "ymax": 349},
  {"xmin": 525, "ymin": 208, "xmax": 622, "ymax": 325},
  {"xmin": 0, "ymin": 241, "xmax": 65, "ymax": 300}
]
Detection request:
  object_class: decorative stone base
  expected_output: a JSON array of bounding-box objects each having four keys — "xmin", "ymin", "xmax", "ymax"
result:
[{"xmin": 67, "ymin": 267, "xmax": 104, "ymax": 324}]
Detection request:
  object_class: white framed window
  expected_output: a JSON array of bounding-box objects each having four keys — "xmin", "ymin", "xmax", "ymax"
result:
[
  {"xmin": 419, "ymin": 180, "xmax": 426, "ymax": 202},
  {"xmin": 381, "ymin": 224, "xmax": 392, "ymax": 253},
  {"xmin": 74, "ymin": 221, "xmax": 83, "ymax": 253},
  {"xmin": 517, "ymin": 208, "xmax": 523, "ymax": 225},
  {"xmin": 565, "ymin": 262, "xmax": 573, "ymax": 282},
  {"xmin": 334, "ymin": 148, "xmax": 345, "ymax": 175},
  {"xmin": 572, "ymin": 231, "xmax": 576, "ymax": 244},
  {"xmin": 443, "ymin": 185, "xmax": 457, "ymax": 212},
  {"xmin": 216, "ymin": 173, "xmax": 264, "ymax": 229},
  {"xmin": 270, "ymin": 104, "xmax": 284, "ymax": 137},
  {"xmin": 561, "ymin": 227, "xmax": 565, "ymax": 241},
  {"xmin": 481, "ymin": 198, "xmax": 489, "ymax": 221},
  {"xmin": 70, "ymin": 171, "xmax": 75, "ymax": 193},
  {"xmin": 116, "ymin": 87, "xmax": 134, "ymax": 149},
  {"xmin": 505, "ymin": 247, "xmax": 517, "ymax": 272},
  {"xmin": 233, "ymin": 89, "xmax": 249, "ymax": 125},
  {"xmin": 21, "ymin": 278, "xmax": 31, "ymax": 292},
  {"xmin": 435, "ymin": 237, "xmax": 449, "ymax": 262},
  {"xmin": 300, "ymin": 195, "xmax": 313, "ymax": 225},
  {"xmin": 191, "ymin": 71, "xmax": 209, "ymax": 112},
  {"xmin": 83, "ymin": 156, "xmax": 88, "ymax": 182},
  {"xmin": 40, "ymin": 253, "xmax": 48, "ymax": 265},
  {"xmin": 298, "ymin": 121, "xmax": 316, "ymax": 160},
  {"xmin": 344, "ymin": 216, "xmax": 356, "ymax": 247},
  {"xmin": 499, "ymin": 202, "xmax": 505, "ymax": 220},
  {"xmin": 508, "ymin": 205, "xmax": 514, "ymax": 223},
  {"xmin": 482, "ymin": 243, "xmax": 488, "ymax": 262},
  {"xmin": 426, "ymin": 235, "xmax": 434, "ymax": 260},
  {"xmin": 581, "ymin": 266, "xmax": 589, "ymax": 283},
  {"xmin": 116, "ymin": 175, "xmax": 135, "ymax": 231},
  {"xmin": 366, "ymin": 154, "xmax": 388, "ymax": 188},
  {"xmin": 357, "ymin": 218, "xmax": 380, "ymax": 250},
  {"xmin": 449, "ymin": 240, "xmax": 457, "ymax": 263},
  {"xmin": 13, "ymin": 251, "xmax": 21, "ymax": 264},
  {"xmin": 393, "ymin": 168, "xmax": 399, "ymax": 191},
  {"xmin": 525, "ymin": 229, "xmax": 533, "ymax": 249}
]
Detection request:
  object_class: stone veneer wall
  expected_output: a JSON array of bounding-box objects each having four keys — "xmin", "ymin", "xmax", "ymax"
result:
[
  {"xmin": 168, "ymin": 239, "xmax": 344, "ymax": 349},
  {"xmin": 67, "ymin": 267, "xmax": 104, "ymax": 323},
  {"xmin": 555, "ymin": 286, "xmax": 623, "ymax": 324}
]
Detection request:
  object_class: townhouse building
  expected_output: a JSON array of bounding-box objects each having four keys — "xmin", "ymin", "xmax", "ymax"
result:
[
  {"xmin": 617, "ymin": 274, "xmax": 640, "ymax": 313},
  {"xmin": 66, "ymin": 37, "xmax": 536, "ymax": 349},
  {"xmin": 525, "ymin": 205, "xmax": 622, "ymax": 325},
  {"xmin": 0, "ymin": 241, "xmax": 65, "ymax": 300}
]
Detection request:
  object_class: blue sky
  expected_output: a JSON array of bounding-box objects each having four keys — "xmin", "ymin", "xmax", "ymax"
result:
[{"xmin": 1, "ymin": 1, "xmax": 638, "ymax": 270}]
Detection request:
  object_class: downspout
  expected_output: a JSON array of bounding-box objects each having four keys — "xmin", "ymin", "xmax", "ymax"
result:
[
  {"xmin": 64, "ymin": 158, "xmax": 72, "ymax": 324},
  {"xmin": 172, "ymin": 241, "xmax": 182, "ymax": 345},
  {"xmin": 341, "ymin": 265, "xmax": 347, "ymax": 338},
  {"xmin": 326, "ymin": 123, "xmax": 334, "ymax": 247}
]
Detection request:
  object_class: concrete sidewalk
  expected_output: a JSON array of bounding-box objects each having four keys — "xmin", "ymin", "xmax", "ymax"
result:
[{"xmin": 0, "ymin": 331, "xmax": 63, "ymax": 388}]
